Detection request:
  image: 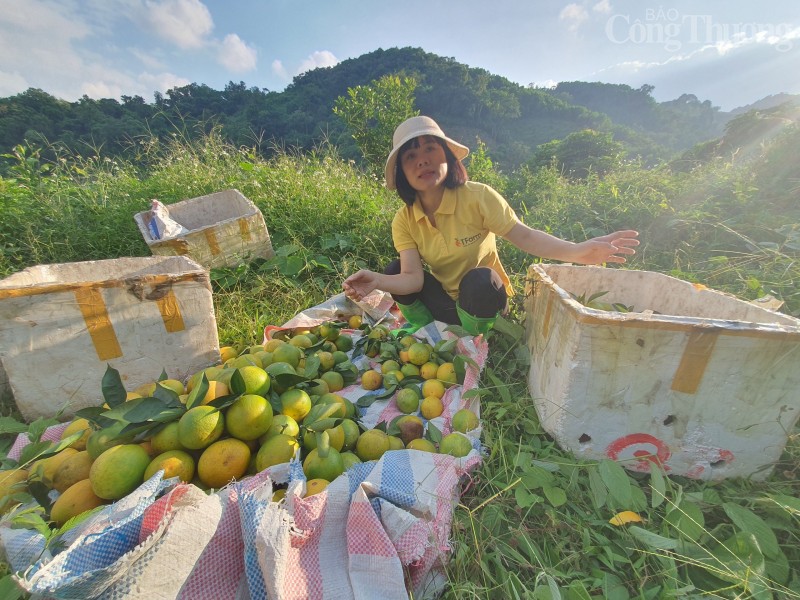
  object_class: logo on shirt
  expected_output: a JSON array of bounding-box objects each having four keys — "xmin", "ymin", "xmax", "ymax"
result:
[{"xmin": 454, "ymin": 233, "xmax": 482, "ymax": 247}]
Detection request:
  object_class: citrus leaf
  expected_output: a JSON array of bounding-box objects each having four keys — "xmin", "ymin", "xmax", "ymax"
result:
[
  {"xmin": 0, "ymin": 416, "xmax": 29, "ymax": 435},
  {"xmin": 426, "ymin": 421, "xmax": 442, "ymax": 444},
  {"xmin": 185, "ymin": 375, "xmax": 209, "ymax": 409},
  {"xmin": 102, "ymin": 364, "xmax": 127, "ymax": 408},
  {"xmin": 205, "ymin": 393, "xmax": 241, "ymax": 411},
  {"xmin": 0, "ymin": 574, "xmax": 25, "ymax": 600},
  {"xmin": 153, "ymin": 384, "xmax": 183, "ymax": 408}
]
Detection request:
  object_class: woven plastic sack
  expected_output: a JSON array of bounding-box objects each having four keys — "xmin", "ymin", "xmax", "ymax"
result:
[{"xmin": 14, "ymin": 473, "xmax": 177, "ymax": 599}]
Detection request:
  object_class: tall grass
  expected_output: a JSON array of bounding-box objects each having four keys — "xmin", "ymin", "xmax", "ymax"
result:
[{"xmin": 1, "ymin": 128, "xmax": 799, "ymax": 598}]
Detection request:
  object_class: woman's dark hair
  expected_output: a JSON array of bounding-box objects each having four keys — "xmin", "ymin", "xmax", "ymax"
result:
[{"xmin": 394, "ymin": 136, "xmax": 468, "ymax": 206}]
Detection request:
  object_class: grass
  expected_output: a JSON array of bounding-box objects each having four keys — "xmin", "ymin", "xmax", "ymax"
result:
[{"xmin": 1, "ymin": 127, "xmax": 800, "ymax": 599}]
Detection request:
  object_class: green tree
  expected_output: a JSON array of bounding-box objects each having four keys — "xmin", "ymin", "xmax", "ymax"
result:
[
  {"xmin": 531, "ymin": 129, "xmax": 624, "ymax": 178},
  {"xmin": 333, "ymin": 74, "xmax": 418, "ymax": 176}
]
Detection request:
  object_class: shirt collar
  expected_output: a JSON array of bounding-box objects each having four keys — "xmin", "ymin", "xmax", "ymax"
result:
[{"xmin": 411, "ymin": 188, "xmax": 456, "ymax": 221}]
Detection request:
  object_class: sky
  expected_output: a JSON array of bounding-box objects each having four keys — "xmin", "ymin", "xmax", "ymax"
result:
[{"xmin": 1, "ymin": 0, "xmax": 798, "ymax": 112}]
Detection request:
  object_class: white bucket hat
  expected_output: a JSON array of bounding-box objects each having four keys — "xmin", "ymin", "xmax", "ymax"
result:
[{"xmin": 384, "ymin": 116, "xmax": 470, "ymax": 189}]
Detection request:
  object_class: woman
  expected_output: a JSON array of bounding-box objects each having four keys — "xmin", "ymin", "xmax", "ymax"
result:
[{"xmin": 342, "ymin": 116, "xmax": 639, "ymax": 335}]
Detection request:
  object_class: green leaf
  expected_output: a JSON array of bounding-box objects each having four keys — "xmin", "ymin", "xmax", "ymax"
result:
[
  {"xmin": 426, "ymin": 421, "xmax": 442, "ymax": 444},
  {"xmin": 587, "ymin": 467, "xmax": 608, "ymax": 509},
  {"xmin": 279, "ymin": 255, "xmax": 305, "ymax": 276},
  {"xmin": 598, "ymin": 460, "xmax": 632, "ymax": 507},
  {"xmin": 705, "ymin": 532, "xmax": 765, "ymax": 585},
  {"xmin": 0, "ymin": 574, "xmax": 24, "ymax": 600},
  {"xmin": 543, "ymin": 484, "xmax": 567, "ymax": 507},
  {"xmin": 666, "ymin": 500, "xmax": 705, "ymax": 541},
  {"xmin": 649, "ymin": 464, "xmax": 666, "ymax": 509},
  {"xmin": 152, "ymin": 384, "xmax": 184, "ymax": 408},
  {"xmin": 723, "ymin": 502, "xmax": 780, "ymax": 558},
  {"xmin": 102, "ymin": 364, "xmax": 127, "ymax": 408},
  {"xmin": 229, "ymin": 368, "xmax": 246, "ymax": 395},
  {"xmin": 185, "ymin": 374, "xmax": 209, "ymax": 409},
  {"xmin": 26, "ymin": 417, "xmax": 60, "ymax": 443},
  {"xmin": 769, "ymin": 493, "xmax": 800, "ymax": 516},
  {"xmin": 0, "ymin": 416, "xmax": 28, "ymax": 435},
  {"xmin": 521, "ymin": 464, "xmax": 555, "ymax": 489},
  {"xmin": 515, "ymin": 486, "xmax": 541, "ymax": 508},
  {"xmin": 102, "ymin": 397, "xmax": 179, "ymax": 424},
  {"xmin": 628, "ymin": 526, "xmax": 679, "ymax": 550}
]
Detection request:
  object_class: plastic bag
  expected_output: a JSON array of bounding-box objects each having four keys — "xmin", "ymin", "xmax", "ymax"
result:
[{"xmin": 147, "ymin": 199, "xmax": 189, "ymax": 240}]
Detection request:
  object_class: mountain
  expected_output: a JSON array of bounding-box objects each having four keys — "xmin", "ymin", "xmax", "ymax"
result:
[{"xmin": 0, "ymin": 47, "xmax": 773, "ymax": 170}]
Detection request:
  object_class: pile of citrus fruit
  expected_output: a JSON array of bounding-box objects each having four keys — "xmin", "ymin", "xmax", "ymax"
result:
[
  {"xmin": 354, "ymin": 325, "xmax": 478, "ymax": 458},
  {"xmin": 0, "ymin": 316, "xmax": 479, "ymax": 530}
]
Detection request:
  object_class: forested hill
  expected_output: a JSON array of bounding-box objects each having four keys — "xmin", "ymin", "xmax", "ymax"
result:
[{"xmin": 0, "ymin": 47, "xmax": 752, "ymax": 169}]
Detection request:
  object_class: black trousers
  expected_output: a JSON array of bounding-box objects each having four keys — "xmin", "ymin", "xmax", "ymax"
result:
[{"xmin": 384, "ymin": 259, "xmax": 507, "ymax": 325}]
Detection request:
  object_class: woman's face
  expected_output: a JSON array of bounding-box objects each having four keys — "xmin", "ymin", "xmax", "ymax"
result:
[{"xmin": 399, "ymin": 136, "xmax": 448, "ymax": 193}]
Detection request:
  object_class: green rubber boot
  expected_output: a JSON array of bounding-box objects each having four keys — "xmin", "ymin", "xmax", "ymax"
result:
[
  {"xmin": 394, "ymin": 299, "xmax": 435, "ymax": 335},
  {"xmin": 457, "ymin": 304, "xmax": 497, "ymax": 336}
]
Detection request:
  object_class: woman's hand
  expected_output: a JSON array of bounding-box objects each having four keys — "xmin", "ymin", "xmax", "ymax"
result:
[
  {"xmin": 570, "ymin": 230, "xmax": 640, "ymax": 264},
  {"xmin": 343, "ymin": 269, "xmax": 380, "ymax": 302},
  {"xmin": 504, "ymin": 223, "xmax": 640, "ymax": 265}
]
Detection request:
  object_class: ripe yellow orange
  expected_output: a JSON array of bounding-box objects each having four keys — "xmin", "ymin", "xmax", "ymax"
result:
[
  {"xmin": 0, "ymin": 469, "xmax": 28, "ymax": 513},
  {"xmin": 61, "ymin": 418, "xmax": 92, "ymax": 451},
  {"xmin": 197, "ymin": 380, "xmax": 230, "ymax": 405},
  {"xmin": 220, "ymin": 346, "xmax": 238, "ymax": 363},
  {"xmin": 421, "ymin": 379, "xmax": 446, "ymax": 400},
  {"xmin": 226, "ymin": 394, "xmax": 273, "ymax": 441},
  {"xmin": 305, "ymin": 478, "xmax": 329, "ymax": 497},
  {"xmin": 261, "ymin": 414, "xmax": 300, "ymax": 441},
  {"xmin": 420, "ymin": 396, "xmax": 444, "ymax": 420},
  {"xmin": 52, "ymin": 450, "xmax": 94, "ymax": 493},
  {"xmin": 50, "ymin": 479, "xmax": 105, "ymax": 526},
  {"xmin": 406, "ymin": 438, "xmax": 438, "ymax": 453},
  {"xmin": 436, "ymin": 363, "xmax": 457, "ymax": 384},
  {"xmin": 144, "ymin": 450, "xmax": 195, "ymax": 483},
  {"xmin": 355, "ymin": 429, "xmax": 390, "ymax": 462},
  {"xmin": 178, "ymin": 406, "xmax": 225, "ymax": 450},
  {"xmin": 197, "ymin": 438, "xmax": 251, "ymax": 488},
  {"xmin": 347, "ymin": 315, "xmax": 362, "ymax": 329},
  {"xmin": 158, "ymin": 379, "xmax": 185, "ymax": 395},
  {"xmin": 279, "ymin": 389, "xmax": 312, "ymax": 422},
  {"xmin": 360, "ymin": 370, "xmax": 383, "ymax": 391},
  {"xmin": 419, "ymin": 362, "xmax": 439, "ymax": 380},
  {"xmin": 255, "ymin": 434, "xmax": 299, "ymax": 471}
]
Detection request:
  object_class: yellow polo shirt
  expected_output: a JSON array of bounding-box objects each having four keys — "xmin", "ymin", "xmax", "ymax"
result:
[{"xmin": 391, "ymin": 181, "xmax": 520, "ymax": 300}]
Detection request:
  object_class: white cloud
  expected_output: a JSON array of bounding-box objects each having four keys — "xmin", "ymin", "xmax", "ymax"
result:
[
  {"xmin": 593, "ymin": 0, "xmax": 612, "ymax": 14},
  {"xmin": 559, "ymin": 3, "xmax": 589, "ymax": 32},
  {"xmin": 137, "ymin": 71, "xmax": 191, "ymax": 94},
  {"xmin": 143, "ymin": 0, "xmax": 213, "ymax": 49},
  {"xmin": 296, "ymin": 50, "xmax": 339, "ymax": 75},
  {"xmin": 130, "ymin": 48, "xmax": 168, "ymax": 71},
  {"xmin": 217, "ymin": 33, "xmax": 257, "ymax": 73},
  {"xmin": 272, "ymin": 59, "xmax": 289, "ymax": 80},
  {"xmin": 0, "ymin": 71, "xmax": 29, "ymax": 97}
]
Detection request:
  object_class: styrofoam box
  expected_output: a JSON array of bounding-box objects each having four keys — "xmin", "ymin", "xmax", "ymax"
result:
[
  {"xmin": 525, "ymin": 264, "xmax": 800, "ymax": 481},
  {"xmin": 0, "ymin": 256, "xmax": 221, "ymax": 421},
  {"xmin": 134, "ymin": 189, "xmax": 275, "ymax": 270}
]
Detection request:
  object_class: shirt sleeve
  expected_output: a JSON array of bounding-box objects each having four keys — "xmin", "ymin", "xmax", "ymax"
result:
[
  {"xmin": 480, "ymin": 185, "xmax": 520, "ymax": 236},
  {"xmin": 391, "ymin": 206, "xmax": 418, "ymax": 253}
]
